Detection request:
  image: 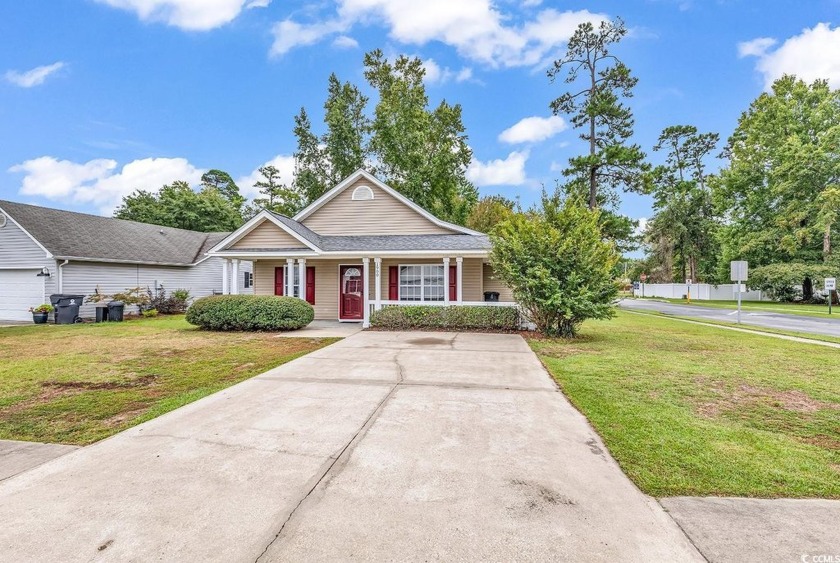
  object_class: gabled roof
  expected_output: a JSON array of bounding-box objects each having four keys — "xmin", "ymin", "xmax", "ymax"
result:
[
  {"xmin": 0, "ymin": 200, "xmax": 229, "ymax": 266},
  {"xmin": 293, "ymin": 169, "xmax": 485, "ymax": 236}
]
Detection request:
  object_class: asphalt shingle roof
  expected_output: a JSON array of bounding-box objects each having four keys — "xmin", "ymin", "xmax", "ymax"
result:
[{"xmin": 0, "ymin": 200, "xmax": 228, "ymax": 266}]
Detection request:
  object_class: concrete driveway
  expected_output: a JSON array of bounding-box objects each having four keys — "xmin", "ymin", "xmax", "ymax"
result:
[{"xmin": 0, "ymin": 331, "xmax": 700, "ymax": 562}]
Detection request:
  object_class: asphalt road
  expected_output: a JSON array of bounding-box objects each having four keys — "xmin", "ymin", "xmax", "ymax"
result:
[{"xmin": 619, "ymin": 299, "xmax": 840, "ymax": 339}]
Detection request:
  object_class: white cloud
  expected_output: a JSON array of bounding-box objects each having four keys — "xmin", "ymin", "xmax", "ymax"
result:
[
  {"xmin": 235, "ymin": 155, "xmax": 296, "ymax": 198},
  {"xmin": 271, "ymin": 19, "xmax": 347, "ymax": 57},
  {"xmin": 271, "ymin": 2, "xmax": 606, "ymax": 68},
  {"xmin": 467, "ymin": 150, "xmax": 529, "ymax": 186},
  {"xmin": 739, "ymin": 23, "xmax": 840, "ymax": 89},
  {"xmin": 634, "ymin": 217, "xmax": 648, "ymax": 237},
  {"xmin": 332, "ymin": 35, "xmax": 359, "ymax": 49},
  {"xmin": 737, "ymin": 37, "xmax": 776, "ymax": 58},
  {"xmin": 421, "ymin": 58, "xmax": 473, "ymax": 84},
  {"xmin": 499, "ymin": 115, "xmax": 566, "ymax": 144},
  {"xmin": 95, "ymin": 0, "xmax": 256, "ymax": 31},
  {"xmin": 9, "ymin": 156, "xmax": 202, "ymax": 214},
  {"xmin": 4, "ymin": 62, "xmax": 65, "ymax": 88}
]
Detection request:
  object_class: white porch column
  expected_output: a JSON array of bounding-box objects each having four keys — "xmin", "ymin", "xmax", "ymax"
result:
[
  {"xmin": 298, "ymin": 258, "xmax": 306, "ymax": 301},
  {"xmin": 222, "ymin": 259, "xmax": 230, "ymax": 295},
  {"xmin": 231, "ymin": 259, "xmax": 240, "ymax": 295},
  {"xmin": 362, "ymin": 257, "xmax": 371, "ymax": 328},
  {"xmin": 443, "ymin": 257, "xmax": 451, "ymax": 305},
  {"xmin": 374, "ymin": 257, "xmax": 382, "ymax": 310},
  {"xmin": 456, "ymin": 257, "xmax": 463, "ymax": 304},
  {"xmin": 286, "ymin": 258, "xmax": 295, "ymax": 297}
]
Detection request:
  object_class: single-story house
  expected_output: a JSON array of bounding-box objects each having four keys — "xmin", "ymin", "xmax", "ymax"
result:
[
  {"xmin": 0, "ymin": 200, "xmax": 252, "ymax": 322},
  {"xmin": 209, "ymin": 169, "xmax": 514, "ymax": 327}
]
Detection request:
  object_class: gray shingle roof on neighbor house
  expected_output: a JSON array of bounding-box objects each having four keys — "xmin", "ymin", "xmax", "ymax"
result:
[{"xmin": 0, "ymin": 200, "xmax": 229, "ymax": 266}]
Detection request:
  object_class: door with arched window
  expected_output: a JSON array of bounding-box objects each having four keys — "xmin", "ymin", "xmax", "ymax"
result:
[{"xmin": 339, "ymin": 265, "xmax": 363, "ymax": 320}]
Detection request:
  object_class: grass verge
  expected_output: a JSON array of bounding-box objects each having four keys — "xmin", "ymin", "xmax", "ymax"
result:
[
  {"xmin": 529, "ymin": 311, "xmax": 840, "ymax": 498},
  {"xmin": 0, "ymin": 316, "xmax": 336, "ymax": 445}
]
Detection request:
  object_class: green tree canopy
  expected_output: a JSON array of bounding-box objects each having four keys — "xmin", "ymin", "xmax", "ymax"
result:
[
  {"xmin": 200, "ymin": 169, "xmax": 245, "ymax": 210},
  {"xmin": 245, "ymin": 165, "xmax": 304, "ymax": 218},
  {"xmin": 287, "ymin": 51, "xmax": 478, "ymax": 225},
  {"xmin": 715, "ymin": 76, "xmax": 840, "ymax": 267},
  {"xmin": 465, "ymin": 195, "xmax": 517, "ymax": 233},
  {"xmin": 644, "ymin": 125, "xmax": 720, "ymax": 282},
  {"xmin": 114, "ymin": 181, "xmax": 243, "ymax": 232},
  {"xmin": 490, "ymin": 193, "xmax": 619, "ymax": 337}
]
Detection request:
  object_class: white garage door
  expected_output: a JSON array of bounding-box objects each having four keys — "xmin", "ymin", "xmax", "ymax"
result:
[{"xmin": 0, "ymin": 269, "xmax": 45, "ymax": 322}]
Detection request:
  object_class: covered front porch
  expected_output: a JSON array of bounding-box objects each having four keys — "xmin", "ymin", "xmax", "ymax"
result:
[{"xmin": 217, "ymin": 254, "xmax": 514, "ymax": 328}]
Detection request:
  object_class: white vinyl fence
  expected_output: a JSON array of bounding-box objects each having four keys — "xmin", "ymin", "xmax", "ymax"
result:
[{"xmin": 633, "ymin": 283, "xmax": 766, "ymax": 301}]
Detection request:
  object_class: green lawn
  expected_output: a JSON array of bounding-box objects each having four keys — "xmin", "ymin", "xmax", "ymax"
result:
[
  {"xmin": 644, "ymin": 297, "xmax": 835, "ymax": 319},
  {"xmin": 529, "ymin": 312, "xmax": 840, "ymax": 498},
  {"xmin": 0, "ymin": 316, "xmax": 336, "ymax": 445}
]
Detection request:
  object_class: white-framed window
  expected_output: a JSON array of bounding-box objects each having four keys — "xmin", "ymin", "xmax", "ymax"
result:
[
  {"xmin": 399, "ymin": 264, "xmax": 444, "ymax": 302},
  {"xmin": 351, "ymin": 185, "xmax": 375, "ymax": 200},
  {"xmin": 243, "ymin": 271, "xmax": 253, "ymax": 289},
  {"xmin": 285, "ymin": 265, "xmax": 300, "ymax": 297}
]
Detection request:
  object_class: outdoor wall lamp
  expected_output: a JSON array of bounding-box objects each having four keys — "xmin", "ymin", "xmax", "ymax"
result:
[{"xmin": 36, "ymin": 267, "xmax": 51, "ymax": 277}]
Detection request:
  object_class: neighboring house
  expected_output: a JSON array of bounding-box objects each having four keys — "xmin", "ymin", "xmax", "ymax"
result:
[
  {"xmin": 210, "ymin": 169, "xmax": 514, "ymax": 327},
  {"xmin": 0, "ymin": 201, "xmax": 252, "ymax": 322}
]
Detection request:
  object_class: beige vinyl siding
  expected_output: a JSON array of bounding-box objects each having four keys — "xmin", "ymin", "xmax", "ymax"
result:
[
  {"xmin": 231, "ymin": 220, "xmax": 307, "ymax": 249},
  {"xmin": 254, "ymin": 259, "xmax": 346, "ymax": 320},
  {"xmin": 482, "ymin": 263, "xmax": 515, "ymax": 302},
  {"xmin": 301, "ymin": 179, "xmax": 456, "ymax": 236}
]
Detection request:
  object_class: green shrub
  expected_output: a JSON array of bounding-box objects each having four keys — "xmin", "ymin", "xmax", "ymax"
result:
[
  {"xmin": 370, "ymin": 305, "xmax": 519, "ymax": 331},
  {"xmin": 185, "ymin": 295, "xmax": 314, "ymax": 331},
  {"xmin": 142, "ymin": 308, "xmax": 159, "ymax": 318}
]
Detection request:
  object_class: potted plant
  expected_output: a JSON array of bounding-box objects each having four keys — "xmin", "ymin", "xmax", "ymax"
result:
[{"xmin": 29, "ymin": 303, "xmax": 54, "ymax": 324}]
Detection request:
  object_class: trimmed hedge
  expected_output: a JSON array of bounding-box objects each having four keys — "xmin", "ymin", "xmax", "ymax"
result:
[
  {"xmin": 369, "ymin": 305, "xmax": 519, "ymax": 331},
  {"xmin": 185, "ymin": 295, "xmax": 314, "ymax": 331}
]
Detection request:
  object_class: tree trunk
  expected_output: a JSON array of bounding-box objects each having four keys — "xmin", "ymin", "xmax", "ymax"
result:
[
  {"xmin": 689, "ymin": 255, "xmax": 697, "ymax": 282},
  {"xmin": 824, "ymin": 224, "xmax": 831, "ymax": 262},
  {"xmin": 803, "ymin": 277, "xmax": 814, "ymax": 301},
  {"xmin": 588, "ymin": 66, "xmax": 597, "ymax": 211}
]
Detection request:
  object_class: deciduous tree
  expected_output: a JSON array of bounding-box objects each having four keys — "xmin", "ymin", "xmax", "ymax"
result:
[{"xmin": 490, "ymin": 192, "xmax": 619, "ymax": 337}]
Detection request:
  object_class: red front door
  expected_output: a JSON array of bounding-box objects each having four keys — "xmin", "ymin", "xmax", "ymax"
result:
[{"xmin": 339, "ymin": 265, "xmax": 363, "ymax": 320}]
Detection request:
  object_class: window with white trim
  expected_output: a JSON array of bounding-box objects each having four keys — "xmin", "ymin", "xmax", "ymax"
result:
[
  {"xmin": 285, "ymin": 265, "xmax": 301, "ymax": 297},
  {"xmin": 399, "ymin": 265, "xmax": 444, "ymax": 301},
  {"xmin": 351, "ymin": 185, "xmax": 374, "ymax": 200}
]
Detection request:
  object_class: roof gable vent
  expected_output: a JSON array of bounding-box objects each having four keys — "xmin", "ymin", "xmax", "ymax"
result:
[{"xmin": 351, "ymin": 185, "xmax": 374, "ymax": 201}]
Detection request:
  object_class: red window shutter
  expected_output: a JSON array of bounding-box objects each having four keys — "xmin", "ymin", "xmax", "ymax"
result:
[
  {"xmin": 305, "ymin": 266, "xmax": 315, "ymax": 305},
  {"xmin": 274, "ymin": 267, "xmax": 284, "ymax": 296},
  {"xmin": 449, "ymin": 265, "xmax": 457, "ymax": 302},
  {"xmin": 388, "ymin": 266, "xmax": 399, "ymax": 300}
]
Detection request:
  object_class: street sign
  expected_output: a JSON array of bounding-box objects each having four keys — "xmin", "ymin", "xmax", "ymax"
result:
[
  {"xmin": 826, "ymin": 278, "xmax": 837, "ymax": 291},
  {"xmin": 686, "ymin": 279, "xmax": 692, "ymax": 285},
  {"xmin": 730, "ymin": 261, "xmax": 748, "ymax": 281}
]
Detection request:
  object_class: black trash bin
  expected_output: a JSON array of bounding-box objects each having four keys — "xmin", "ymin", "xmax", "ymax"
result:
[
  {"xmin": 483, "ymin": 291, "xmax": 500, "ymax": 302},
  {"xmin": 49, "ymin": 294, "xmax": 85, "ymax": 324},
  {"xmin": 108, "ymin": 301, "xmax": 125, "ymax": 322},
  {"xmin": 95, "ymin": 303, "xmax": 110, "ymax": 323}
]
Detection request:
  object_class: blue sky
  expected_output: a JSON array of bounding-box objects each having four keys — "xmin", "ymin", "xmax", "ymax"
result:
[{"xmin": 2, "ymin": 1, "xmax": 840, "ymax": 232}]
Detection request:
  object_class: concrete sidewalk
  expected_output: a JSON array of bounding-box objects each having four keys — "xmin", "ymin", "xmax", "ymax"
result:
[
  {"xmin": 0, "ymin": 331, "xmax": 701, "ymax": 562},
  {"xmin": 661, "ymin": 497, "xmax": 840, "ymax": 563}
]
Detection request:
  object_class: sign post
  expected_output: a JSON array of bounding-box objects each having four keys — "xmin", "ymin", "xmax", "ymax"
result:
[
  {"xmin": 686, "ymin": 279, "xmax": 692, "ymax": 304},
  {"xmin": 826, "ymin": 278, "xmax": 836, "ymax": 315},
  {"xmin": 640, "ymin": 273, "xmax": 647, "ymax": 298},
  {"xmin": 730, "ymin": 261, "xmax": 748, "ymax": 324}
]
